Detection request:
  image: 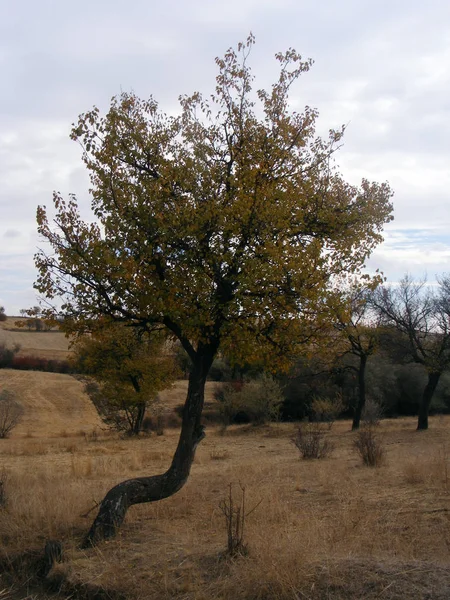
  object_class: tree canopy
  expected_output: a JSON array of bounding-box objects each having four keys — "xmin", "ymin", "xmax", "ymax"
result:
[
  {"xmin": 35, "ymin": 36, "xmax": 393, "ymax": 369},
  {"xmin": 34, "ymin": 36, "xmax": 394, "ymax": 545}
]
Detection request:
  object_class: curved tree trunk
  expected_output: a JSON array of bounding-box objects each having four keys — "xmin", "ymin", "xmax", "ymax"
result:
[
  {"xmin": 352, "ymin": 354, "xmax": 367, "ymax": 430},
  {"xmin": 417, "ymin": 371, "xmax": 441, "ymax": 431},
  {"xmin": 82, "ymin": 353, "xmax": 212, "ymax": 548}
]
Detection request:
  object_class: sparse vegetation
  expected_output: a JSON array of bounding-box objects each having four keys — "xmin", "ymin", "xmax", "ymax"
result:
[
  {"xmin": 219, "ymin": 482, "xmax": 261, "ymax": 556},
  {"xmin": 0, "ymin": 390, "xmax": 23, "ymax": 438},
  {"xmin": 0, "ymin": 417, "xmax": 449, "ymax": 599},
  {"xmin": 292, "ymin": 421, "xmax": 335, "ymax": 459},
  {"xmin": 353, "ymin": 425, "xmax": 385, "ymax": 467}
]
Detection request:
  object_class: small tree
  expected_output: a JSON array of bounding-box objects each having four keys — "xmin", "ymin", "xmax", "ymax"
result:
[
  {"xmin": 0, "ymin": 390, "xmax": 23, "ymax": 438},
  {"xmin": 0, "ymin": 307, "xmax": 6, "ymax": 322},
  {"xmin": 72, "ymin": 323, "xmax": 177, "ymax": 435}
]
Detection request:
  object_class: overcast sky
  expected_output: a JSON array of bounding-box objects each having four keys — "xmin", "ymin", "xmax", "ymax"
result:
[{"xmin": 1, "ymin": 0, "xmax": 449, "ymax": 315}]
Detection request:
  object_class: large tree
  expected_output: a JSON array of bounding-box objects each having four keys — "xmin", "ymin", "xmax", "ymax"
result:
[
  {"xmin": 372, "ymin": 274, "xmax": 450, "ymax": 430},
  {"xmin": 34, "ymin": 36, "xmax": 393, "ymax": 546}
]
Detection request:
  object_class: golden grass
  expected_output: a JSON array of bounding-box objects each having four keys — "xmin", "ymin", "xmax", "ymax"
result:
[
  {"xmin": 0, "ymin": 369, "xmax": 103, "ymax": 437},
  {"xmin": 0, "ymin": 317, "xmax": 70, "ymax": 360},
  {"xmin": 0, "ymin": 417, "xmax": 449, "ymax": 599}
]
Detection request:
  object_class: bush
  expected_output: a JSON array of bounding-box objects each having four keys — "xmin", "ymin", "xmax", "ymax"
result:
[
  {"xmin": 0, "ymin": 390, "xmax": 23, "ymax": 438},
  {"xmin": 215, "ymin": 375, "xmax": 284, "ymax": 426},
  {"xmin": 353, "ymin": 426, "xmax": 384, "ymax": 467},
  {"xmin": 208, "ymin": 357, "xmax": 233, "ymax": 382},
  {"xmin": 292, "ymin": 422, "xmax": 335, "ymax": 459},
  {"xmin": 310, "ymin": 393, "xmax": 345, "ymax": 428},
  {"xmin": 0, "ymin": 343, "xmax": 21, "ymax": 368},
  {"xmin": 361, "ymin": 397, "xmax": 384, "ymax": 426},
  {"xmin": 9, "ymin": 355, "xmax": 72, "ymax": 373}
]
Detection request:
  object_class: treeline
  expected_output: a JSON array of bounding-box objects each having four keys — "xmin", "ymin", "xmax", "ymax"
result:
[{"xmin": 202, "ymin": 348, "xmax": 450, "ymax": 421}]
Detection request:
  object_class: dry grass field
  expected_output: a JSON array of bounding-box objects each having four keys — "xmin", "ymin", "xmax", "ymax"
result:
[
  {"xmin": 0, "ymin": 318, "xmax": 70, "ymax": 360},
  {"xmin": 1, "ymin": 329, "xmax": 450, "ymax": 598},
  {"xmin": 0, "ymin": 414, "xmax": 449, "ymax": 599}
]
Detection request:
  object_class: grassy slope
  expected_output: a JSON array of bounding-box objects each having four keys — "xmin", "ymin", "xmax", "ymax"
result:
[
  {"xmin": 0, "ymin": 369, "xmax": 103, "ymax": 436},
  {"xmin": 0, "ymin": 317, "xmax": 70, "ymax": 360}
]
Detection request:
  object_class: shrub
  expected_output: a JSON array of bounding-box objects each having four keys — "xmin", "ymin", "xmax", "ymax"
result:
[
  {"xmin": 353, "ymin": 426, "xmax": 384, "ymax": 467},
  {"xmin": 0, "ymin": 343, "xmax": 20, "ymax": 368},
  {"xmin": 361, "ymin": 397, "xmax": 384, "ymax": 426},
  {"xmin": 219, "ymin": 483, "xmax": 261, "ymax": 556},
  {"xmin": 292, "ymin": 422, "xmax": 335, "ymax": 459},
  {"xmin": 310, "ymin": 393, "xmax": 345, "ymax": 428},
  {"xmin": 215, "ymin": 375, "xmax": 283, "ymax": 426},
  {"xmin": 0, "ymin": 469, "xmax": 8, "ymax": 507},
  {"xmin": 9, "ymin": 355, "xmax": 72, "ymax": 373},
  {"xmin": 0, "ymin": 390, "xmax": 24, "ymax": 438}
]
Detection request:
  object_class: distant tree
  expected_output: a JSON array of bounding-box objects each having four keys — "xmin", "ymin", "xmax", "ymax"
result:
[
  {"xmin": 72, "ymin": 323, "xmax": 177, "ymax": 435},
  {"xmin": 330, "ymin": 281, "xmax": 382, "ymax": 430},
  {"xmin": 15, "ymin": 306, "xmax": 52, "ymax": 331},
  {"xmin": 0, "ymin": 390, "xmax": 23, "ymax": 438},
  {"xmin": 372, "ymin": 274, "xmax": 450, "ymax": 430},
  {"xmin": 0, "ymin": 307, "xmax": 6, "ymax": 322},
  {"xmin": 34, "ymin": 37, "xmax": 393, "ymax": 545}
]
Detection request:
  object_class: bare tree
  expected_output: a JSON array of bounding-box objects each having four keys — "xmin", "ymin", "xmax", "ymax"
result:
[
  {"xmin": 371, "ymin": 274, "xmax": 450, "ymax": 430},
  {"xmin": 0, "ymin": 391, "xmax": 24, "ymax": 438}
]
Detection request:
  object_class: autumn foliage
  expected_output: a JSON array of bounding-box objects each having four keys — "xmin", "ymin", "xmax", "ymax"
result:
[{"xmin": 33, "ymin": 36, "xmax": 394, "ymax": 543}]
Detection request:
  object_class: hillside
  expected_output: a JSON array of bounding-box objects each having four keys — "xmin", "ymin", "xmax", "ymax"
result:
[
  {"xmin": 0, "ymin": 317, "xmax": 70, "ymax": 360},
  {"xmin": 0, "ymin": 369, "xmax": 102, "ymax": 436}
]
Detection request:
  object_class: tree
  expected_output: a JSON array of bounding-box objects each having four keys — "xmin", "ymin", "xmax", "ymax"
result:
[
  {"xmin": 16, "ymin": 306, "xmax": 48, "ymax": 331},
  {"xmin": 34, "ymin": 36, "xmax": 393, "ymax": 546},
  {"xmin": 331, "ymin": 282, "xmax": 382, "ymax": 430},
  {"xmin": 0, "ymin": 307, "xmax": 6, "ymax": 322},
  {"xmin": 371, "ymin": 274, "xmax": 450, "ymax": 430},
  {"xmin": 72, "ymin": 323, "xmax": 177, "ymax": 435}
]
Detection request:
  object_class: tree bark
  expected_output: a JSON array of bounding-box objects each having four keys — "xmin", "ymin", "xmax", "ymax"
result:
[
  {"xmin": 417, "ymin": 371, "xmax": 441, "ymax": 431},
  {"xmin": 131, "ymin": 401, "xmax": 146, "ymax": 435},
  {"xmin": 82, "ymin": 352, "xmax": 212, "ymax": 548},
  {"xmin": 352, "ymin": 354, "xmax": 367, "ymax": 430}
]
